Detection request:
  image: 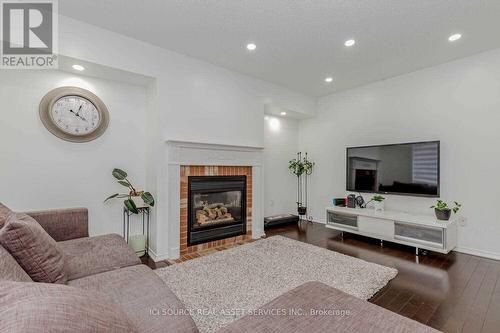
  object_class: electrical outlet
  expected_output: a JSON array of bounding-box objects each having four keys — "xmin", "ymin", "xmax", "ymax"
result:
[{"xmin": 458, "ymin": 216, "xmax": 467, "ymax": 226}]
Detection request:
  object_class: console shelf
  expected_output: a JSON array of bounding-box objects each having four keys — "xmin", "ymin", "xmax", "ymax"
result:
[{"xmin": 325, "ymin": 206, "xmax": 457, "ymax": 254}]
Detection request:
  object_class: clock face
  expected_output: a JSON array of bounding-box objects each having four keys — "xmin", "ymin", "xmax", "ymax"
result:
[
  {"xmin": 50, "ymin": 95, "xmax": 101, "ymax": 135},
  {"xmin": 40, "ymin": 87, "xmax": 109, "ymax": 142}
]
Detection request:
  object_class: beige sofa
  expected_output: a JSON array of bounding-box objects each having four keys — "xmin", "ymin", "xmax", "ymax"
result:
[
  {"xmin": 1, "ymin": 205, "xmax": 439, "ymax": 333},
  {"xmin": 0, "ymin": 206, "xmax": 198, "ymax": 333}
]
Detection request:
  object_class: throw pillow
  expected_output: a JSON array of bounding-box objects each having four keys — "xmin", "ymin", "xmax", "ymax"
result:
[
  {"xmin": 0, "ymin": 213, "xmax": 67, "ymax": 284},
  {"xmin": 0, "ymin": 202, "xmax": 12, "ymax": 229},
  {"xmin": 0, "ymin": 245, "xmax": 32, "ymax": 282}
]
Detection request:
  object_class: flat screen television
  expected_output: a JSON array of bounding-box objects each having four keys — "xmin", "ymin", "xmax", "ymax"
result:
[{"xmin": 346, "ymin": 141, "xmax": 440, "ymax": 197}]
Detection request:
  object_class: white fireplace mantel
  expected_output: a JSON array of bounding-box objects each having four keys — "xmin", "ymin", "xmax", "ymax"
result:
[
  {"xmin": 149, "ymin": 140, "xmax": 264, "ymax": 261},
  {"xmin": 166, "ymin": 140, "xmax": 264, "ymax": 166}
]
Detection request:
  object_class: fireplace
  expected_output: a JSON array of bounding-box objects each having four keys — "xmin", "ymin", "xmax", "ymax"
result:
[{"xmin": 188, "ymin": 176, "xmax": 247, "ymax": 246}]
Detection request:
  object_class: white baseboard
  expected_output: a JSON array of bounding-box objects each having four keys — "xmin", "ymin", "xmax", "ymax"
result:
[
  {"xmin": 253, "ymin": 232, "xmax": 266, "ymax": 239},
  {"xmin": 147, "ymin": 248, "xmax": 170, "ymax": 262},
  {"xmin": 453, "ymin": 247, "xmax": 500, "ymax": 261}
]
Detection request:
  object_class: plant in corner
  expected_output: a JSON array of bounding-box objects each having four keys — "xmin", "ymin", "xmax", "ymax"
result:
[
  {"xmin": 431, "ymin": 200, "xmax": 461, "ymax": 221},
  {"xmin": 289, "ymin": 152, "xmax": 314, "ymax": 216},
  {"xmin": 104, "ymin": 168, "xmax": 155, "ymax": 214}
]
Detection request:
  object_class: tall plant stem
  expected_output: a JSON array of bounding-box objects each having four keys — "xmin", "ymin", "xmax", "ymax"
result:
[
  {"xmin": 305, "ymin": 153, "xmax": 308, "ymax": 209},
  {"xmin": 125, "ymin": 178, "xmax": 137, "ymax": 194},
  {"xmin": 297, "ymin": 152, "xmax": 302, "ymax": 206}
]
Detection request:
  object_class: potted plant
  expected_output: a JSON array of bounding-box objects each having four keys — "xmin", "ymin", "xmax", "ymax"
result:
[
  {"xmin": 431, "ymin": 200, "xmax": 461, "ymax": 221},
  {"xmin": 371, "ymin": 194, "xmax": 385, "ymax": 211},
  {"xmin": 289, "ymin": 153, "xmax": 314, "ymax": 216},
  {"xmin": 104, "ymin": 168, "xmax": 155, "ymax": 214}
]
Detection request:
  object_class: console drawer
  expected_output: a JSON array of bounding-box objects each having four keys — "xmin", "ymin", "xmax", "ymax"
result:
[
  {"xmin": 358, "ymin": 216, "xmax": 394, "ymax": 237},
  {"xmin": 327, "ymin": 211, "xmax": 358, "ymax": 229},
  {"xmin": 394, "ymin": 222, "xmax": 444, "ymax": 248}
]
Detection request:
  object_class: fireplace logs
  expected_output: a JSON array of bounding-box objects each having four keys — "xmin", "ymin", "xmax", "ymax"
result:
[{"xmin": 195, "ymin": 203, "xmax": 234, "ymax": 226}]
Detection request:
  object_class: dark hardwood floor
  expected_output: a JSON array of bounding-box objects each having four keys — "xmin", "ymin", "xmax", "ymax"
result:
[
  {"xmin": 144, "ymin": 221, "xmax": 500, "ymax": 332},
  {"xmin": 265, "ymin": 221, "xmax": 500, "ymax": 333}
]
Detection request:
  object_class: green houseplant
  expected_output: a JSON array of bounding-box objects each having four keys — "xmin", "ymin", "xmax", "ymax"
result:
[
  {"xmin": 289, "ymin": 152, "xmax": 314, "ymax": 216},
  {"xmin": 371, "ymin": 194, "xmax": 386, "ymax": 211},
  {"xmin": 431, "ymin": 200, "xmax": 461, "ymax": 221},
  {"xmin": 104, "ymin": 168, "xmax": 155, "ymax": 214}
]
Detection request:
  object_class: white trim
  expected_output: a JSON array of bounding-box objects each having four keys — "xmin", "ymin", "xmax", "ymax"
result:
[
  {"xmin": 153, "ymin": 140, "xmax": 264, "ymax": 260},
  {"xmin": 251, "ymin": 166, "xmax": 264, "ymax": 239},
  {"xmin": 454, "ymin": 247, "xmax": 500, "ymax": 261},
  {"xmin": 165, "ymin": 140, "xmax": 264, "ymax": 151},
  {"xmin": 146, "ymin": 247, "xmax": 170, "ymax": 262}
]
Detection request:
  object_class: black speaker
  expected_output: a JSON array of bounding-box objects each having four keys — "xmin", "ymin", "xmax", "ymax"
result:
[{"xmin": 347, "ymin": 194, "xmax": 356, "ymax": 208}]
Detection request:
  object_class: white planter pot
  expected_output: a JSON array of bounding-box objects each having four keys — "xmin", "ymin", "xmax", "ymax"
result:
[
  {"xmin": 373, "ymin": 200, "xmax": 385, "ymax": 212},
  {"xmin": 128, "ymin": 234, "xmax": 146, "ymax": 257}
]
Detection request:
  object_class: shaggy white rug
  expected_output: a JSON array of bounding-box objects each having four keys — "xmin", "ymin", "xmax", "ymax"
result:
[{"xmin": 155, "ymin": 235, "xmax": 397, "ymax": 333}]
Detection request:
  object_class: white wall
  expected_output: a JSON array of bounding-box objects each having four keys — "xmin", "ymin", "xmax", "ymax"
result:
[
  {"xmin": 6, "ymin": 13, "xmax": 499, "ymax": 261},
  {"xmin": 57, "ymin": 15, "xmax": 316, "ymax": 148},
  {"xmin": 299, "ymin": 48, "xmax": 500, "ymax": 259},
  {"xmin": 263, "ymin": 116, "xmax": 299, "ymax": 217},
  {"xmin": 0, "ymin": 70, "xmax": 148, "ymax": 237},
  {"xmin": 0, "ymin": 15, "xmax": 316, "ymax": 260}
]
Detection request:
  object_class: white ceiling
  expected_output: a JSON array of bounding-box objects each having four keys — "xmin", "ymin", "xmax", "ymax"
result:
[{"xmin": 59, "ymin": 0, "xmax": 500, "ymax": 97}]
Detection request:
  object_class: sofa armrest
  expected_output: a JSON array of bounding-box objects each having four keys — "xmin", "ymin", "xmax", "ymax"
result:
[{"xmin": 25, "ymin": 208, "xmax": 89, "ymax": 242}]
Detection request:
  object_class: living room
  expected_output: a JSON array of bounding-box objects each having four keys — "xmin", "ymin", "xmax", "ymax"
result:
[{"xmin": 1, "ymin": 1, "xmax": 499, "ymax": 332}]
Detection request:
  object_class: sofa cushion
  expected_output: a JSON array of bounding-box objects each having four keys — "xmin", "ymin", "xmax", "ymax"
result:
[
  {"xmin": 69, "ymin": 264, "xmax": 199, "ymax": 333},
  {"xmin": 58, "ymin": 233, "xmax": 141, "ymax": 280},
  {"xmin": 0, "ymin": 281, "xmax": 137, "ymax": 333},
  {"xmin": 0, "ymin": 213, "xmax": 67, "ymax": 284},
  {"xmin": 0, "ymin": 202, "xmax": 12, "ymax": 229},
  {"xmin": 218, "ymin": 281, "xmax": 439, "ymax": 333},
  {"xmin": 0, "ymin": 245, "xmax": 32, "ymax": 282}
]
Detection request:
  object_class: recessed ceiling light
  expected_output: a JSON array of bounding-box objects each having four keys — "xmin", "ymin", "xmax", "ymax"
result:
[
  {"xmin": 264, "ymin": 116, "xmax": 270, "ymax": 120},
  {"xmin": 246, "ymin": 43, "xmax": 257, "ymax": 51},
  {"xmin": 280, "ymin": 111, "xmax": 287, "ymax": 116},
  {"xmin": 344, "ymin": 39, "xmax": 356, "ymax": 47},
  {"xmin": 448, "ymin": 33, "xmax": 462, "ymax": 42},
  {"xmin": 325, "ymin": 77, "xmax": 333, "ymax": 83},
  {"xmin": 72, "ymin": 64, "xmax": 85, "ymax": 71}
]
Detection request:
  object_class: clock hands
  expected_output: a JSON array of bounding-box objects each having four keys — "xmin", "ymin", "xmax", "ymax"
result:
[
  {"xmin": 76, "ymin": 104, "xmax": 83, "ymax": 116},
  {"xmin": 69, "ymin": 105, "xmax": 88, "ymax": 122},
  {"xmin": 76, "ymin": 104, "xmax": 87, "ymax": 121}
]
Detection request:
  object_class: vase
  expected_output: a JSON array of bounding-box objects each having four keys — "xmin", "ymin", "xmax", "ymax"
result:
[
  {"xmin": 128, "ymin": 234, "xmax": 147, "ymax": 257},
  {"xmin": 373, "ymin": 201, "xmax": 384, "ymax": 212},
  {"xmin": 435, "ymin": 208, "xmax": 451, "ymax": 221}
]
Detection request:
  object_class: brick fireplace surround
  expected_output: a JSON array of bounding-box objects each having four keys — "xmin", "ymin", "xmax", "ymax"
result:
[
  {"xmin": 148, "ymin": 140, "xmax": 263, "ymax": 262},
  {"xmin": 180, "ymin": 166, "xmax": 253, "ymax": 255}
]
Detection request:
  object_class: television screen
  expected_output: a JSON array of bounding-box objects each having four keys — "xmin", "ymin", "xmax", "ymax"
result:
[{"xmin": 346, "ymin": 141, "xmax": 439, "ymax": 197}]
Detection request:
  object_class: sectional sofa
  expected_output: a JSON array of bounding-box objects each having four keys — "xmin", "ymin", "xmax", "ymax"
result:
[{"xmin": 0, "ymin": 204, "xmax": 438, "ymax": 333}]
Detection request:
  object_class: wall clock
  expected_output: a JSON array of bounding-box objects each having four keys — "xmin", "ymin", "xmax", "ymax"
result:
[{"xmin": 39, "ymin": 86, "xmax": 109, "ymax": 142}]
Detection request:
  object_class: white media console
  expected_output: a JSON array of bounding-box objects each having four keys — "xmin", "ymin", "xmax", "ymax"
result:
[{"xmin": 325, "ymin": 206, "xmax": 457, "ymax": 255}]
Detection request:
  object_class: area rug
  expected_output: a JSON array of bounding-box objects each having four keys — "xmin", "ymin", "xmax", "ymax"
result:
[{"xmin": 155, "ymin": 235, "xmax": 397, "ymax": 333}]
